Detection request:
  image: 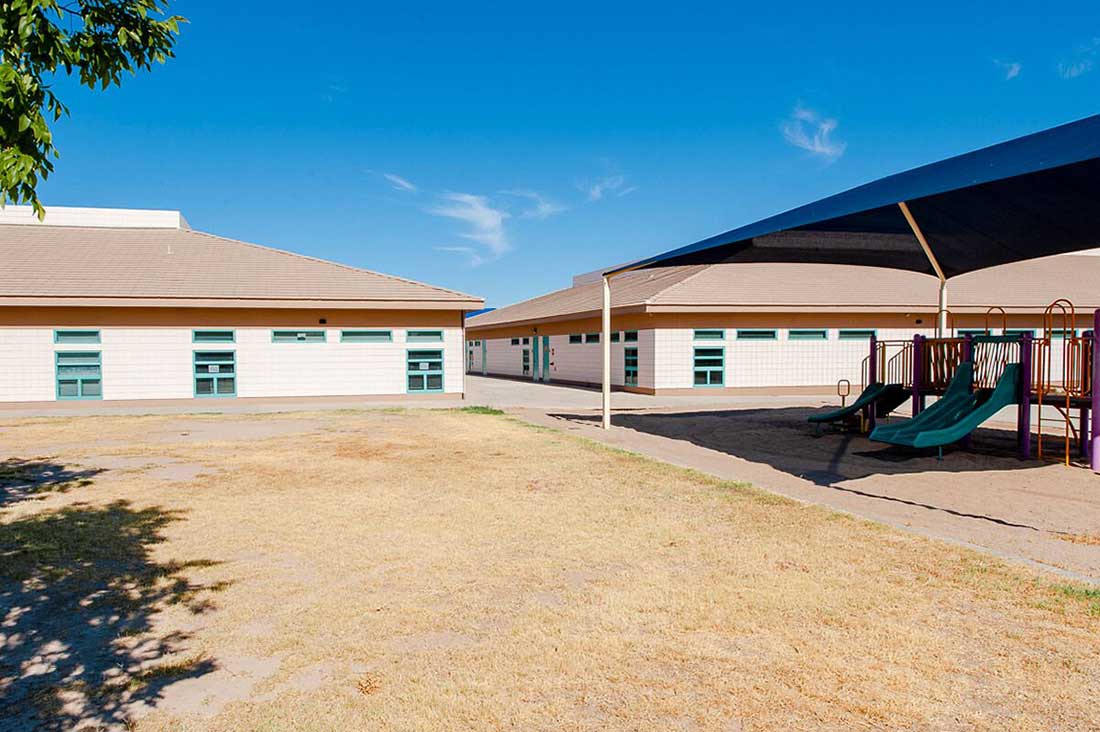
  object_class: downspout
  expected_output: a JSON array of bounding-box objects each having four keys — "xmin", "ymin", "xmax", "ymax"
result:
[{"xmin": 898, "ymin": 201, "xmax": 949, "ymax": 337}]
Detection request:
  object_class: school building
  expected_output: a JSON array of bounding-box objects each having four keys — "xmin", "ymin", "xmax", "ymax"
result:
[
  {"xmin": 0, "ymin": 206, "xmax": 482, "ymax": 403},
  {"xmin": 465, "ymin": 256, "xmax": 1100, "ymax": 394}
]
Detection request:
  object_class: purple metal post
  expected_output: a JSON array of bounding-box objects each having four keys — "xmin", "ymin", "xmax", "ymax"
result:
[
  {"xmin": 911, "ymin": 334, "xmax": 923, "ymax": 417},
  {"xmin": 1018, "ymin": 332, "xmax": 1033, "ymax": 460},
  {"xmin": 866, "ymin": 335, "xmax": 879, "ymax": 432},
  {"xmin": 961, "ymin": 333, "xmax": 974, "ymax": 450},
  {"xmin": 1091, "ymin": 310, "xmax": 1100, "ymax": 473}
]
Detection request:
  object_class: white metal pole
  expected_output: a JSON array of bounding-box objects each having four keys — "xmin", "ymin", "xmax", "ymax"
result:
[
  {"xmin": 938, "ymin": 280, "xmax": 948, "ymax": 337},
  {"xmin": 602, "ymin": 275, "xmax": 611, "ymax": 429}
]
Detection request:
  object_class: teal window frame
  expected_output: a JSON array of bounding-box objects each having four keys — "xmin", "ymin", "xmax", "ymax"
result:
[
  {"xmin": 693, "ymin": 329, "xmax": 724, "ymax": 341},
  {"xmin": 789, "ymin": 329, "xmax": 828, "ymax": 341},
  {"xmin": 1005, "ymin": 329, "xmax": 1036, "ymax": 338},
  {"xmin": 1050, "ymin": 329, "xmax": 1079, "ymax": 339},
  {"xmin": 193, "ymin": 350, "xmax": 237, "ymax": 398},
  {"xmin": 272, "ymin": 330, "xmax": 326, "ymax": 343},
  {"xmin": 522, "ymin": 337, "xmax": 530, "ymax": 345},
  {"xmin": 623, "ymin": 330, "xmax": 639, "ymax": 342},
  {"xmin": 522, "ymin": 348, "xmax": 531, "ymax": 376},
  {"xmin": 54, "ymin": 329, "xmax": 100, "ymax": 344},
  {"xmin": 568, "ymin": 334, "xmax": 583, "ymax": 344},
  {"xmin": 693, "ymin": 347, "xmax": 724, "ymax": 388},
  {"xmin": 407, "ymin": 349, "xmax": 444, "ymax": 393},
  {"xmin": 192, "ymin": 329, "xmax": 235, "ymax": 343},
  {"xmin": 585, "ymin": 333, "xmax": 600, "ymax": 344},
  {"xmin": 56, "ymin": 351, "xmax": 102, "ymax": 400},
  {"xmin": 511, "ymin": 338, "xmax": 520, "ymax": 345},
  {"xmin": 736, "ymin": 329, "xmax": 777, "ymax": 340},
  {"xmin": 957, "ymin": 329, "xmax": 988, "ymax": 338},
  {"xmin": 408, "ymin": 330, "xmax": 444, "ymax": 343},
  {"xmin": 838, "ymin": 329, "xmax": 877, "ymax": 340},
  {"xmin": 624, "ymin": 347, "xmax": 639, "ymax": 386},
  {"xmin": 610, "ymin": 332, "xmax": 620, "ymax": 343},
  {"xmin": 341, "ymin": 330, "xmax": 392, "ymax": 343}
]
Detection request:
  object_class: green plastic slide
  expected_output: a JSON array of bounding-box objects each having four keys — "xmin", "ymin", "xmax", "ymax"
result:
[
  {"xmin": 870, "ymin": 362, "xmax": 975, "ymax": 441},
  {"xmin": 870, "ymin": 363, "xmax": 1020, "ymax": 450},
  {"xmin": 807, "ymin": 382, "xmax": 908, "ymax": 425}
]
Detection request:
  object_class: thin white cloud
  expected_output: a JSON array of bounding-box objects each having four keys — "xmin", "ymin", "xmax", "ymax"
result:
[
  {"xmin": 1059, "ymin": 37, "xmax": 1100, "ymax": 78},
  {"xmin": 500, "ymin": 189, "xmax": 567, "ymax": 219},
  {"xmin": 428, "ymin": 192, "xmax": 510, "ymax": 256},
  {"xmin": 383, "ymin": 172, "xmax": 418, "ymax": 193},
  {"xmin": 434, "ymin": 245, "xmax": 484, "ymax": 267},
  {"xmin": 321, "ymin": 83, "xmax": 348, "ymax": 103},
  {"xmin": 583, "ymin": 175, "xmax": 628, "ymax": 201},
  {"xmin": 994, "ymin": 59, "xmax": 1022, "ymax": 80},
  {"xmin": 781, "ymin": 105, "xmax": 846, "ymax": 162}
]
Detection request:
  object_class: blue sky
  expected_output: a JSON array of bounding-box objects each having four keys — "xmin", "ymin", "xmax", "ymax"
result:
[{"xmin": 38, "ymin": 2, "xmax": 1100, "ymax": 307}]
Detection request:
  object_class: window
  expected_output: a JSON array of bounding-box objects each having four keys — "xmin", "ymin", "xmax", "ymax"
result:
[
  {"xmin": 193, "ymin": 330, "xmax": 235, "ymax": 343},
  {"xmin": 693, "ymin": 329, "xmax": 724, "ymax": 340},
  {"xmin": 610, "ymin": 332, "xmax": 620, "ymax": 343},
  {"xmin": 624, "ymin": 347, "xmax": 638, "ymax": 386},
  {"xmin": 273, "ymin": 330, "xmax": 325, "ymax": 343},
  {"xmin": 568, "ymin": 334, "xmax": 583, "ymax": 344},
  {"xmin": 736, "ymin": 329, "xmax": 777, "ymax": 340},
  {"xmin": 522, "ymin": 348, "xmax": 531, "ymax": 376},
  {"xmin": 342, "ymin": 330, "xmax": 392, "ymax": 343},
  {"xmin": 838, "ymin": 329, "xmax": 876, "ymax": 340},
  {"xmin": 194, "ymin": 351, "xmax": 236, "ymax": 397},
  {"xmin": 623, "ymin": 330, "xmax": 639, "ymax": 342},
  {"xmin": 1005, "ymin": 329, "xmax": 1035, "ymax": 338},
  {"xmin": 56, "ymin": 351, "xmax": 102, "ymax": 399},
  {"xmin": 54, "ymin": 330, "xmax": 100, "ymax": 344},
  {"xmin": 408, "ymin": 330, "xmax": 444, "ymax": 342},
  {"xmin": 957, "ymin": 329, "xmax": 988, "ymax": 338},
  {"xmin": 407, "ymin": 349, "xmax": 444, "ymax": 392},
  {"xmin": 693, "ymin": 348, "xmax": 724, "ymax": 387},
  {"xmin": 789, "ymin": 329, "xmax": 827, "ymax": 340},
  {"xmin": 522, "ymin": 337, "xmax": 530, "ymax": 345},
  {"xmin": 1051, "ymin": 329, "xmax": 1078, "ymax": 339},
  {"xmin": 585, "ymin": 333, "xmax": 600, "ymax": 344},
  {"xmin": 511, "ymin": 338, "xmax": 520, "ymax": 345}
]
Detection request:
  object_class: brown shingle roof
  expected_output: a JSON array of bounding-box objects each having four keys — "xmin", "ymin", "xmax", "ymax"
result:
[
  {"xmin": 468, "ymin": 256, "xmax": 1100, "ymax": 329},
  {"xmin": 0, "ymin": 224, "xmax": 482, "ymax": 309}
]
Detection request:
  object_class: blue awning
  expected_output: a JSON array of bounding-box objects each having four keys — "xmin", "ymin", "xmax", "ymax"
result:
[{"xmin": 607, "ymin": 115, "xmax": 1100, "ymax": 279}]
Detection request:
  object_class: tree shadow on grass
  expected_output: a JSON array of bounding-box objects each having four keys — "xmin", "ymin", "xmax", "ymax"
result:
[
  {"xmin": 0, "ymin": 457, "xmax": 105, "ymax": 507},
  {"xmin": 0, "ymin": 499, "xmax": 226, "ymax": 730}
]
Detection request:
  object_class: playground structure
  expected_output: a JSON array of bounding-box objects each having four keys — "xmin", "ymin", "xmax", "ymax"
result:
[{"xmin": 813, "ymin": 302, "xmax": 1099, "ymax": 472}]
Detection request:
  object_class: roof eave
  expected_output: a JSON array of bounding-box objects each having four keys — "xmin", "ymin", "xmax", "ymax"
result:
[{"xmin": 0, "ymin": 296, "xmax": 484, "ymax": 310}]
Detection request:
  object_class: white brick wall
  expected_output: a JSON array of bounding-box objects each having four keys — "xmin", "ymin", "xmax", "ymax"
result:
[
  {"xmin": 0, "ymin": 328, "xmax": 55, "ymax": 402},
  {"xmin": 0, "ymin": 326, "xmax": 464, "ymax": 402},
  {"xmin": 483, "ymin": 338, "xmax": 528, "ymax": 378},
  {"xmin": 102, "ymin": 328, "xmax": 194, "ymax": 400},
  {"xmin": 478, "ymin": 333, "xmax": 646, "ymax": 387},
  {"xmin": 658, "ymin": 327, "xmax": 933, "ymax": 389}
]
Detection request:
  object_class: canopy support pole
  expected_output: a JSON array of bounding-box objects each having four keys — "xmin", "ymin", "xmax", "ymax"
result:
[
  {"xmin": 601, "ymin": 275, "xmax": 612, "ymax": 429},
  {"xmin": 898, "ymin": 201, "xmax": 949, "ymax": 337}
]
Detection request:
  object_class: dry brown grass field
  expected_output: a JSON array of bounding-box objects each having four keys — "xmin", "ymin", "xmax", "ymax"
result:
[{"xmin": 0, "ymin": 408, "xmax": 1098, "ymax": 731}]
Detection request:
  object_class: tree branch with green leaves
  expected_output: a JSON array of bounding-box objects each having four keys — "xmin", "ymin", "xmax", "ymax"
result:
[{"xmin": 0, "ymin": 0, "xmax": 184, "ymax": 217}]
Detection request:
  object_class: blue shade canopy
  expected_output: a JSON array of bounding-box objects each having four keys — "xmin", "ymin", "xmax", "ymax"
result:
[{"xmin": 607, "ymin": 115, "xmax": 1100, "ymax": 279}]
